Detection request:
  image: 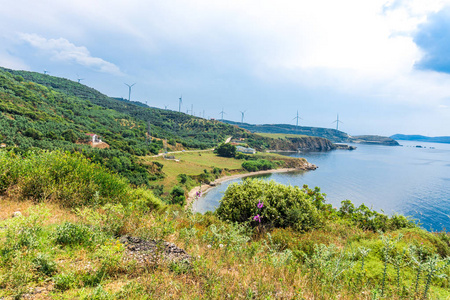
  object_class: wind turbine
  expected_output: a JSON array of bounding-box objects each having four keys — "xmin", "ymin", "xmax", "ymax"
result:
[
  {"xmin": 178, "ymin": 96, "xmax": 183, "ymax": 112},
  {"xmin": 124, "ymin": 83, "xmax": 136, "ymax": 101},
  {"xmin": 219, "ymin": 108, "xmax": 226, "ymax": 121},
  {"xmin": 43, "ymin": 70, "xmax": 50, "ymax": 75},
  {"xmin": 76, "ymin": 74, "xmax": 84, "ymax": 83},
  {"xmin": 240, "ymin": 110, "xmax": 246, "ymax": 124},
  {"xmin": 293, "ymin": 110, "xmax": 302, "ymax": 129},
  {"xmin": 164, "ymin": 105, "xmax": 168, "ymax": 110},
  {"xmin": 332, "ymin": 114, "xmax": 343, "ymax": 130}
]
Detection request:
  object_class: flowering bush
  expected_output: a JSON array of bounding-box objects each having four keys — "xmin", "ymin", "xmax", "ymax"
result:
[{"xmin": 216, "ymin": 179, "xmax": 327, "ymax": 232}]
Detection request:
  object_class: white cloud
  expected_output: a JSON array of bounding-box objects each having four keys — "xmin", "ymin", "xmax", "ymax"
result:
[{"xmin": 18, "ymin": 33, "xmax": 122, "ymax": 75}]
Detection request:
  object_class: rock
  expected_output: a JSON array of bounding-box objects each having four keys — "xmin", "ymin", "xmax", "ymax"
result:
[{"xmin": 120, "ymin": 235, "xmax": 191, "ymax": 265}]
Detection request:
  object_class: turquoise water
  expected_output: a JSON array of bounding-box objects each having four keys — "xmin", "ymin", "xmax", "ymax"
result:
[{"xmin": 192, "ymin": 141, "xmax": 450, "ymax": 231}]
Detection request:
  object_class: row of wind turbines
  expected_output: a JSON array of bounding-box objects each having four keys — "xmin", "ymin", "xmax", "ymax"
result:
[{"xmin": 45, "ymin": 70, "xmax": 343, "ymax": 131}]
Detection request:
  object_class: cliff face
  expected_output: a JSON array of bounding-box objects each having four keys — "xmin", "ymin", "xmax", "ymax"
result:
[{"xmin": 269, "ymin": 136, "xmax": 336, "ymax": 151}]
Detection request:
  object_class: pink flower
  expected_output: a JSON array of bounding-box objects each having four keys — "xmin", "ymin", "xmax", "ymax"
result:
[
  {"xmin": 257, "ymin": 200, "xmax": 263, "ymax": 209},
  {"xmin": 253, "ymin": 214, "xmax": 261, "ymax": 223}
]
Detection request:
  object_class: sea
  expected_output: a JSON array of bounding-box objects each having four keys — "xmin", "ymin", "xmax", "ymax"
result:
[{"xmin": 192, "ymin": 140, "xmax": 450, "ymax": 232}]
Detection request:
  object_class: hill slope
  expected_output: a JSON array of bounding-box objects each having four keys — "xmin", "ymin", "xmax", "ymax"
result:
[
  {"xmin": 391, "ymin": 134, "xmax": 450, "ymax": 144},
  {"xmin": 222, "ymin": 120, "xmax": 350, "ymax": 142},
  {"xmin": 222, "ymin": 120, "xmax": 399, "ymax": 145}
]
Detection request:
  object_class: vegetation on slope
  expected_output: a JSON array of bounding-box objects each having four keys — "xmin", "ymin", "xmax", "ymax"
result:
[{"xmin": 0, "ymin": 151, "xmax": 449, "ymax": 299}]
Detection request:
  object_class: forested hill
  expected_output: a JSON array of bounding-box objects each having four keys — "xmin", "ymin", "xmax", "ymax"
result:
[
  {"xmin": 0, "ymin": 67, "xmax": 252, "ymax": 150},
  {"xmin": 0, "ymin": 67, "xmax": 280, "ymax": 185},
  {"xmin": 221, "ymin": 120, "xmax": 350, "ymax": 142}
]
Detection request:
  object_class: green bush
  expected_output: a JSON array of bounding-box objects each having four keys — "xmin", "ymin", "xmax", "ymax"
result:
[
  {"xmin": 170, "ymin": 185, "xmax": 186, "ymax": 206},
  {"xmin": 241, "ymin": 159, "xmax": 275, "ymax": 172},
  {"xmin": 54, "ymin": 222, "xmax": 94, "ymax": 246},
  {"xmin": 0, "ymin": 150, "xmax": 131, "ymax": 208},
  {"xmin": 216, "ymin": 179, "xmax": 325, "ymax": 232},
  {"xmin": 215, "ymin": 143, "xmax": 236, "ymax": 157},
  {"xmin": 338, "ymin": 200, "xmax": 416, "ymax": 232}
]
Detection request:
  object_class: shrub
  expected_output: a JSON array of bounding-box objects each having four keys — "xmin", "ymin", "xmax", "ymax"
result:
[
  {"xmin": 0, "ymin": 150, "xmax": 132, "ymax": 208},
  {"xmin": 54, "ymin": 222, "xmax": 94, "ymax": 246},
  {"xmin": 170, "ymin": 185, "xmax": 185, "ymax": 206},
  {"xmin": 338, "ymin": 200, "xmax": 416, "ymax": 232},
  {"xmin": 32, "ymin": 253, "xmax": 57, "ymax": 276},
  {"xmin": 241, "ymin": 159, "xmax": 275, "ymax": 172},
  {"xmin": 216, "ymin": 179, "xmax": 325, "ymax": 232},
  {"xmin": 215, "ymin": 143, "xmax": 236, "ymax": 157}
]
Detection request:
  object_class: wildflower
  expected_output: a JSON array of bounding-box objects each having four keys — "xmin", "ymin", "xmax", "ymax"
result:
[
  {"xmin": 219, "ymin": 244, "xmax": 224, "ymax": 248},
  {"xmin": 257, "ymin": 200, "xmax": 263, "ymax": 209},
  {"xmin": 253, "ymin": 214, "xmax": 261, "ymax": 223},
  {"xmin": 207, "ymin": 244, "xmax": 212, "ymax": 248},
  {"xmin": 196, "ymin": 190, "xmax": 202, "ymax": 197}
]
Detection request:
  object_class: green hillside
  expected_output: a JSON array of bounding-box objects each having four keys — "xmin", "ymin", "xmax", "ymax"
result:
[
  {"xmin": 0, "ymin": 67, "xmax": 296, "ymax": 186},
  {"xmin": 0, "ymin": 67, "xmax": 253, "ymax": 150},
  {"xmin": 222, "ymin": 120, "xmax": 351, "ymax": 142}
]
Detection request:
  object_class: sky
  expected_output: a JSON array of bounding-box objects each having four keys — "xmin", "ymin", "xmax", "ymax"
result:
[{"xmin": 1, "ymin": 0, "xmax": 450, "ymax": 136}]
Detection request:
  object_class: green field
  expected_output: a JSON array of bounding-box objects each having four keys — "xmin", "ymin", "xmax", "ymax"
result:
[{"xmin": 143, "ymin": 150, "xmax": 245, "ymax": 191}]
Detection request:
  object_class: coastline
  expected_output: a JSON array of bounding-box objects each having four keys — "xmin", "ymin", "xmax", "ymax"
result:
[{"xmin": 186, "ymin": 168, "xmax": 301, "ymax": 205}]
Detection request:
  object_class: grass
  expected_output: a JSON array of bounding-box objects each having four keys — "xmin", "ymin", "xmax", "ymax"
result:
[{"xmin": 142, "ymin": 150, "xmax": 245, "ymax": 194}]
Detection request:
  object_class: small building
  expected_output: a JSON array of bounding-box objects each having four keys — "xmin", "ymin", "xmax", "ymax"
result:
[
  {"xmin": 86, "ymin": 133, "xmax": 102, "ymax": 144},
  {"xmin": 236, "ymin": 146, "xmax": 256, "ymax": 154}
]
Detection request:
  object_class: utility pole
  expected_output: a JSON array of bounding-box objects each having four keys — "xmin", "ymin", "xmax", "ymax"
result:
[{"xmin": 179, "ymin": 96, "xmax": 182, "ymax": 112}]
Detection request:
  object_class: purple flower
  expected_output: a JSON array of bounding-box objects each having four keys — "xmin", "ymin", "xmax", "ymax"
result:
[
  {"xmin": 196, "ymin": 190, "xmax": 202, "ymax": 197},
  {"xmin": 253, "ymin": 214, "xmax": 261, "ymax": 223},
  {"xmin": 257, "ymin": 200, "xmax": 263, "ymax": 209}
]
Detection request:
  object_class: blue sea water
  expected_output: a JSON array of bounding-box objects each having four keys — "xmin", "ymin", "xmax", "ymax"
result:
[{"xmin": 192, "ymin": 140, "xmax": 450, "ymax": 231}]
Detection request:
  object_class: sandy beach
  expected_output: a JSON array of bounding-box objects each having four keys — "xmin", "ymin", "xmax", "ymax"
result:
[{"xmin": 186, "ymin": 168, "xmax": 300, "ymax": 205}]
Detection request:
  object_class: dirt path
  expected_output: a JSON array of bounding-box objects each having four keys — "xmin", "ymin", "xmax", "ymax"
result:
[{"xmin": 186, "ymin": 168, "xmax": 299, "ymax": 206}]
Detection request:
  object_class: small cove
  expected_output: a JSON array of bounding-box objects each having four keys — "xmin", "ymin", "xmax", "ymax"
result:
[{"xmin": 193, "ymin": 140, "xmax": 450, "ymax": 231}]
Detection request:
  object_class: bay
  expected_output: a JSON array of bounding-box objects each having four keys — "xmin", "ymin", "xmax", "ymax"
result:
[{"xmin": 192, "ymin": 140, "xmax": 450, "ymax": 231}]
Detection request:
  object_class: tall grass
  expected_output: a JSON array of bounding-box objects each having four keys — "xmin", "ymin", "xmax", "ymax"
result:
[{"xmin": 0, "ymin": 150, "xmax": 162, "ymax": 209}]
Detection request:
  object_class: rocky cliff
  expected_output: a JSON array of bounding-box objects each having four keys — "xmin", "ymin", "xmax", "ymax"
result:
[{"xmin": 267, "ymin": 136, "xmax": 338, "ymax": 151}]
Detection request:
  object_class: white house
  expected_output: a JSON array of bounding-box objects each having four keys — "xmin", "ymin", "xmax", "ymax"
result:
[
  {"xmin": 86, "ymin": 133, "xmax": 102, "ymax": 144},
  {"xmin": 236, "ymin": 146, "xmax": 256, "ymax": 154}
]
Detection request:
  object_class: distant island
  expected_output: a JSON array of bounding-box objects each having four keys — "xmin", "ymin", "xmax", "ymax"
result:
[
  {"xmin": 391, "ymin": 134, "xmax": 450, "ymax": 144},
  {"xmin": 222, "ymin": 120, "xmax": 399, "ymax": 146}
]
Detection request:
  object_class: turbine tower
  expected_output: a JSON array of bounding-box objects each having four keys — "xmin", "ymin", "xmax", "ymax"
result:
[
  {"xmin": 43, "ymin": 70, "xmax": 50, "ymax": 75},
  {"xmin": 219, "ymin": 108, "xmax": 226, "ymax": 121},
  {"xmin": 292, "ymin": 110, "xmax": 302, "ymax": 129},
  {"xmin": 76, "ymin": 74, "xmax": 84, "ymax": 83},
  {"xmin": 240, "ymin": 110, "xmax": 246, "ymax": 124},
  {"xmin": 124, "ymin": 83, "xmax": 136, "ymax": 101},
  {"xmin": 332, "ymin": 114, "xmax": 343, "ymax": 130},
  {"xmin": 178, "ymin": 96, "xmax": 183, "ymax": 112}
]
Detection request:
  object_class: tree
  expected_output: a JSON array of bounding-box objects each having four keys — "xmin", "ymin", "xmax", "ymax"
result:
[{"xmin": 215, "ymin": 143, "xmax": 236, "ymax": 157}]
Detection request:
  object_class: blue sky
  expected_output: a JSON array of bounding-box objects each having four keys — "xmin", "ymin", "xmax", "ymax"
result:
[{"xmin": 1, "ymin": 0, "xmax": 450, "ymax": 136}]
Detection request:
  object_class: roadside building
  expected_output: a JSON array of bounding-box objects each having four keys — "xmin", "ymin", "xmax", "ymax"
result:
[{"xmin": 236, "ymin": 146, "xmax": 256, "ymax": 154}]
